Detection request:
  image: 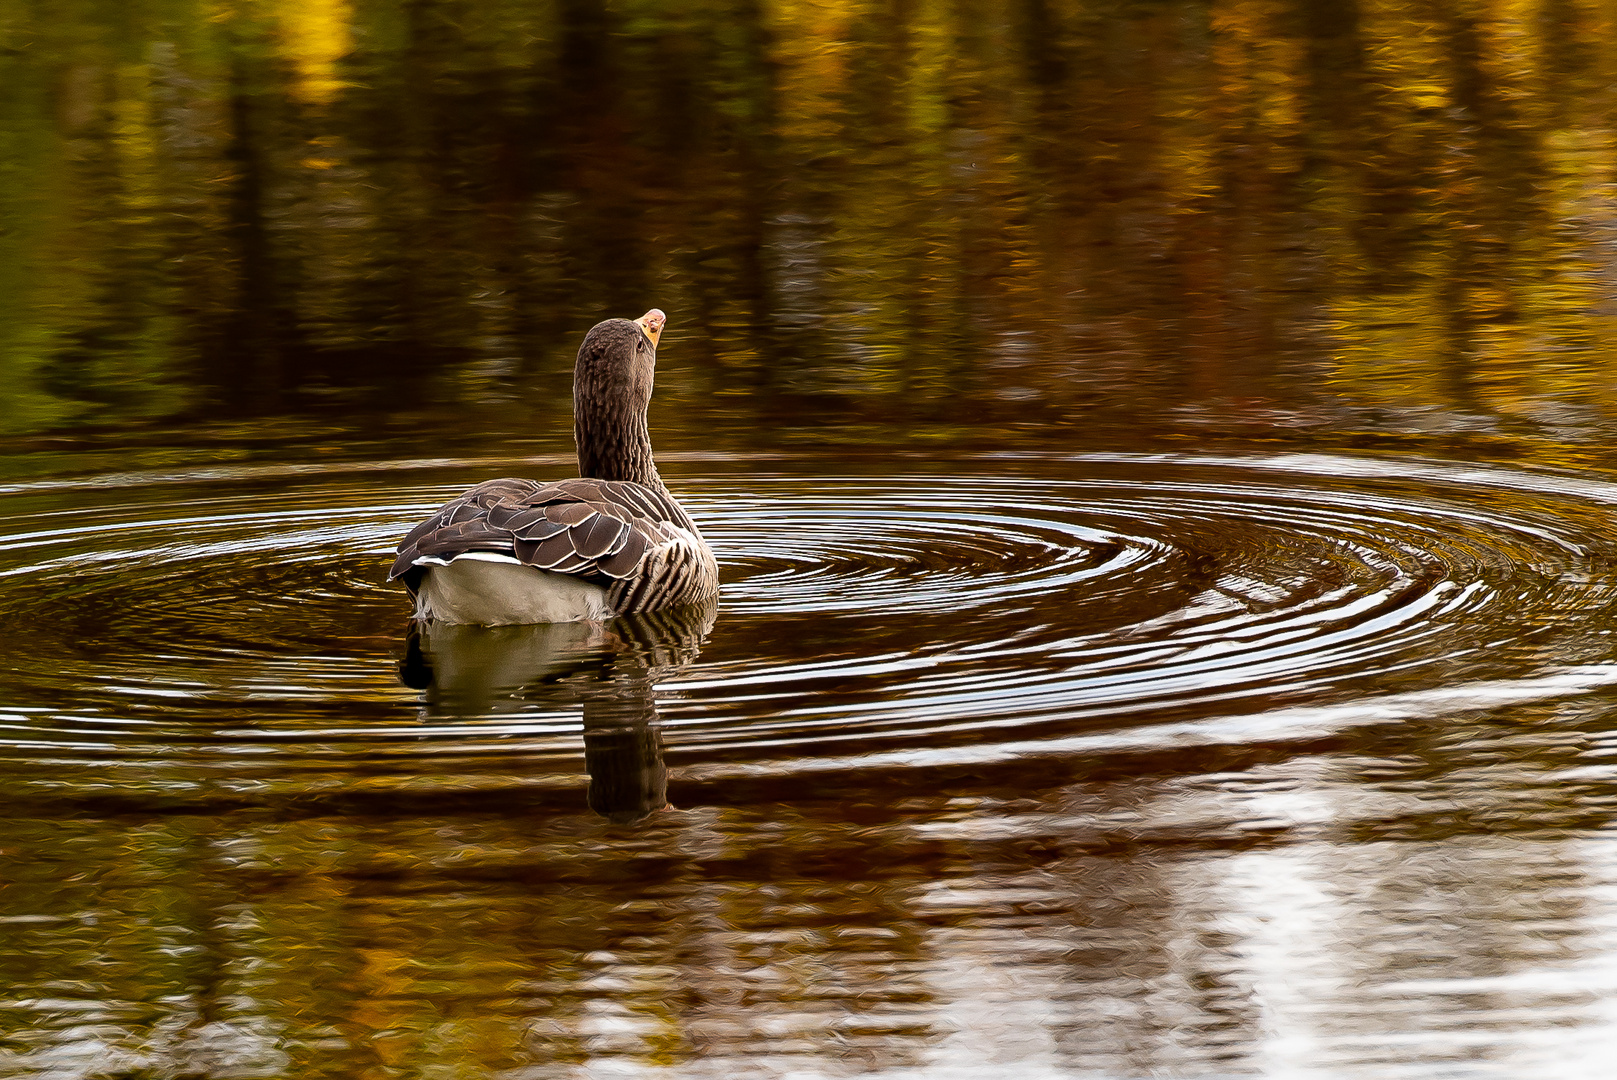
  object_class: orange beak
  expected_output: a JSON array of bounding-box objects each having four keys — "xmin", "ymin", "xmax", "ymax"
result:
[{"xmin": 634, "ymin": 308, "xmax": 666, "ymax": 348}]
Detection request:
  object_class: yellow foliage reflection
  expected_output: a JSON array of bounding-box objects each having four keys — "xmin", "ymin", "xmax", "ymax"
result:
[
  {"xmin": 271, "ymin": 0, "xmax": 352, "ymax": 105},
  {"xmin": 5, "ymin": 0, "xmax": 1617, "ymax": 462}
]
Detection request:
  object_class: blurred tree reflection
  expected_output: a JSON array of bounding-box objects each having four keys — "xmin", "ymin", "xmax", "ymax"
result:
[{"xmin": 5, "ymin": 0, "xmax": 1617, "ymax": 452}]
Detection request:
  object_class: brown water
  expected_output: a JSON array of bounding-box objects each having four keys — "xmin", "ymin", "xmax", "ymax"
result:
[{"xmin": 9, "ymin": 2, "xmax": 1617, "ymax": 1078}]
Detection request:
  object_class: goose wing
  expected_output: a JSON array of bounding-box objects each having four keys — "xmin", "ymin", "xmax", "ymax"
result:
[{"xmin": 389, "ymin": 476, "xmax": 693, "ymax": 590}]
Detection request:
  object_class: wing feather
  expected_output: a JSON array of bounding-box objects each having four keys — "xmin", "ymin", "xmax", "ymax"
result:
[
  {"xmin": 573, "ymin": 514, "xmax": 629, "ymax": 560},
  {"xmin": 595, "ymin": 528, "xmax": 649, "ymax": 578},
  {"xmin": 485, "ymin": 504, "xmax": 544, "ymax": 531},
  {"xmin": 549, "ymin": 501, "xmax": 597, "ymax": 527},
  {"xmin": 512, "ymin": 517, "xmax": 571, "ymax": 541},
  {"xmin": 389, "ymin": 474, "xmax": 703, "ymax": 602}
]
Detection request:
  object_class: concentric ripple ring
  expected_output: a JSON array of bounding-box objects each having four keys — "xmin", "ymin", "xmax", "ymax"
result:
[{"xmin": 1, "ymin": 451, "xmax": 1615, "ymax": 798}]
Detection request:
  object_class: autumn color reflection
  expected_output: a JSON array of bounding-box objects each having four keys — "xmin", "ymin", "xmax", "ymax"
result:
[{"xmin": 4, "ymin": 0, "xmax": 1617, "ymax": 459}]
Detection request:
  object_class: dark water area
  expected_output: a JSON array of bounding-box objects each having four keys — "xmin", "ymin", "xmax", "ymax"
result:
[{"xmin": 10, "ymin": 2, "xmax": 1617, "ymax": 1078}]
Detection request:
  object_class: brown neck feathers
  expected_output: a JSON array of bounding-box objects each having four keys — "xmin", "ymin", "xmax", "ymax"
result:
[{"xmin": 573, "ymin": 319, "xmax": 664, "ymax": 490}]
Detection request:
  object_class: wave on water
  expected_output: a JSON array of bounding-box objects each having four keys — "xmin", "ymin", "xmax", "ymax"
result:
[{"xmin": 0, "ymin": 451, "xmax": 1614, "ymax": 801}]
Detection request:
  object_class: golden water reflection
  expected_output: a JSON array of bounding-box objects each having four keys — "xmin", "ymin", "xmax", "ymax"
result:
[
  {"xmin": 6, "ymin": 0, "xmax": 1617, "ymax": 465},
  {"xmin": 5, "ymin": 725, "xmax": 1617, "ymax": 1076}
]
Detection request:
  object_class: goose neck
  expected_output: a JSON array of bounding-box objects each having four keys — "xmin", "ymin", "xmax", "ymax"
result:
[{"xmin": 575, "ymin": 411, "xmax": 664, "ymax": 490}]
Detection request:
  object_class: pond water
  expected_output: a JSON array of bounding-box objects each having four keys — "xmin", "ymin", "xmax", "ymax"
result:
[{"xmin": 10, "ymin": 1, "xmax": 1617, "ymax": 1078}]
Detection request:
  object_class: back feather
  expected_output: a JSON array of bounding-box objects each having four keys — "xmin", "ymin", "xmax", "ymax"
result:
[{"xmin": 390, "ymin": 477, "xmax": 699, "ymax": 599}]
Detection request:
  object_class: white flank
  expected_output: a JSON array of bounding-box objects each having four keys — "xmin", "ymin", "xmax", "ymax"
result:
[{"xmin": 415, "ymin": 558, "xmax": 612, "ymax": 625}]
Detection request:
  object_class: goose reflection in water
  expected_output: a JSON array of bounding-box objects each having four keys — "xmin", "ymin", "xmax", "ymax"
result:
[{"xmin": 399, "ymin": 598, "xmax": 717, "ymax": 823}]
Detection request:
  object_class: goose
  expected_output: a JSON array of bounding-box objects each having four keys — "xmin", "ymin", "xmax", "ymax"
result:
[{"xmin": 389, "ymin": 309, "xmax": 719, "ymax": 624}]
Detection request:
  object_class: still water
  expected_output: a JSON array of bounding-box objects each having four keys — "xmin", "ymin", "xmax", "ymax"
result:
[{"xmin": 10, "ymin": 0, "xmax": 1617, "ymax": 1077}]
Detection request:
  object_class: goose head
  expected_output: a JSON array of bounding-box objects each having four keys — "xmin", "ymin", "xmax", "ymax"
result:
[{"xmin": 573, "ymin": 309, "xmax": 667, "ymax": 486}]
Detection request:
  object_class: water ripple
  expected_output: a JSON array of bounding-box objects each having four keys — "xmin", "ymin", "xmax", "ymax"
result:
[{"xmin": 0, "ymin": 452, "xmax": 1614, "ymax": 797}]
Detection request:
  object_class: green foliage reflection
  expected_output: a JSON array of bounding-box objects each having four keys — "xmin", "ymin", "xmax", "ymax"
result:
[{"xmin": 4, "ymin": 0, "xmax": 1617, "ymax": 452}]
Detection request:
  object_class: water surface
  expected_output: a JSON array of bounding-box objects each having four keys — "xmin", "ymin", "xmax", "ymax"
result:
[
  {"xmin": 8, "ymin": 1, "xmax": 1617, "ymax": 1077},
  {"xmin": 6, "ymin": 449, "xmax": 1617, "ymax": 1077}
]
